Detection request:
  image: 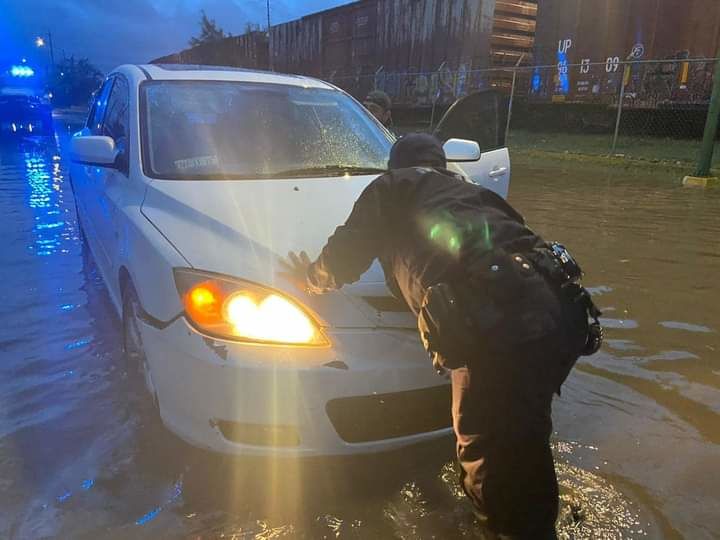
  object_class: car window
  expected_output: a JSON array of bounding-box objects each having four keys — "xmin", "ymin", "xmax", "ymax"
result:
[
  {"xmin": 103, "ymin": 77, "xmax": 130, "ymax": 146},
  {"xmin": 87, "ymin": 79, "xmax": 114, "ymax": 134},
  {"xmin": 142, "ymin": 81, "xmax": 392, "ymax": 179}
]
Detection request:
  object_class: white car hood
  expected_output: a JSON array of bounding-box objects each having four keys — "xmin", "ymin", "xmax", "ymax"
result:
[{"xmin": 141, "ymin": 175, "xmax": 413, "ymax": 329}]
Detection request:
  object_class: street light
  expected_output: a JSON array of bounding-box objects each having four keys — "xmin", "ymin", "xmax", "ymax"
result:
[{"xmin": 34, "ymin": 32, "xmax": 55, "ymax": 68}]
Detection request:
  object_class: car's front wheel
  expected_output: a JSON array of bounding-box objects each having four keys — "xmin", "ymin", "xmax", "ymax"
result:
[{"xmin": 122, "ymin": 286, "xmax": 160, "ymax": 416}]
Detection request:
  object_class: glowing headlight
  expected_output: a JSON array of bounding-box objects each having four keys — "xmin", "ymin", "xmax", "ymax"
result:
[{"xmin": 174, "ymin": 268, "xmax": 329, "ymax": 346}]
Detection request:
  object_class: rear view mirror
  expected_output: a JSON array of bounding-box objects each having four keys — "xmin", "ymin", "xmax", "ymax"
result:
[
  {"xmin": 434, "ymin": 90, "xmax": 508, "ymax": 151},
  {"xmin": 443, "ymin": 138, "xmax": 481, "ymax": 162},
  {"xmin": 70, "ymin": 135, "xmax": 118, "ymax": 167}
]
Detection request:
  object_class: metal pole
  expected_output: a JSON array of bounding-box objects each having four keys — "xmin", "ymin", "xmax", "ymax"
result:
[
  {"xmin": 505, "ymin": 69, "xmax": 517, "ymax": 144},
  {"xmin": 266, "ymin": 0, "xmax": 273, "ymax": 71},
  {"xmin": 610, "ymin": 63, "xmax": 630, "ymax": 156},
  {"xmin": 430, "ymin": 62, "xmax": 446, "ymax": 131},
  {"xmin": 695, "ymin": 55, "xmax": 720, "ymax": 176},
  {"xmin": 47, "ymin": 31, "xmax": 55, "ymax": 68},
  {"xmin": 505, "ymin": 54, "xmax": 525, "ymax": 144}
]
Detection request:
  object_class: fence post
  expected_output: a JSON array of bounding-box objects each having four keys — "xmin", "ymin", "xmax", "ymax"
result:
[
  {"xmin": 429, "ymin": 62, "xmax": 447, "ymax": 131},
  {"xmin": 505, "ymin": 55, "xmax": 525, "ymax": 144},
  {"xmin": 610, "ymin": 62, "xmax": 631, "ymax": 156},
  {"xmin": 694, "ymin": 56, "xmax": 720, "ymax": 177}
]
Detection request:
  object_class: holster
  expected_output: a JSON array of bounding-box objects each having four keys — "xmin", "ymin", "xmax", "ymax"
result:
[
  {"xmin": 418, "ymin": 282, "xmax": 475, "ymax": 370},
  {"xmin": 418, "ymin": 250, "xmax": 561, "ymax": 371}
]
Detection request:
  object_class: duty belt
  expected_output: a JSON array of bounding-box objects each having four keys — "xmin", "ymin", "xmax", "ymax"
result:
[{"xmin": 526, "ymin": 243, "xmax": 604, "ymax": 356}]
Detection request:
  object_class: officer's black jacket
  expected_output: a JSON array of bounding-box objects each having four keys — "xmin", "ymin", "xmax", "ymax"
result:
[{"xmin": 307, "ymin": 167, "xmax": 544, "ymax": 316}]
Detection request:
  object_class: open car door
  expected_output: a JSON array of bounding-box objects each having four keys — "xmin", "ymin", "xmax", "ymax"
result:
[{"xmin": 434, "ymin": 90, "xmax": 511, "ymax": 199}]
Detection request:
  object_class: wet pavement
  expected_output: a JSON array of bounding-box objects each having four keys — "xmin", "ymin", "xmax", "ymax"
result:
[{"xmin": 0, "ymin": 125, "xmax": 718, "ymax": 539}]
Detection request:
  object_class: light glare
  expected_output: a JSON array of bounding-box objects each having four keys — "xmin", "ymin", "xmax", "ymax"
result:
[
  {"xmin": 224, "ymin": 293, "xmax": 316, "ymax": 343},
  {"xmin": 10, "ymin": 65, "xmax": 35, "ymax": 78}
]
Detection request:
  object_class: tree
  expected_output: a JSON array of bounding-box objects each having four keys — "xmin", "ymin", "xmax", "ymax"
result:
[
  {"xmin": 189, "ymin": 10, "xmax": 227, "ymax": 47},
  {"xmin": 49, "ymin": 56, "xmax": 103, "ymax": 107}
]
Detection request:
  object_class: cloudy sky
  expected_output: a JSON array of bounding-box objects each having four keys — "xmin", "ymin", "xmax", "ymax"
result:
[{"xmin": 2, "ymin": 0, "xmax": 350, "ymax": 72}]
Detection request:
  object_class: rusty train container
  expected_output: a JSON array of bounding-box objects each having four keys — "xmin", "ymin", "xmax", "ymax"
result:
[
  {"xmin": 269, "ymin": 2, "xmax": 378, "ymax": 82},
  {"xmin": 492, "ymin": 0, "xmax": 537, "ymax": 67},
  {"xmin": 152, "ymin": 0, "xmax": 538, "ymax": 108},
  {"xmin": 270, "ymin": 14, "xmax": 323, "ymax": 77},
  {"xmin": 269, "ymin": 0, "xmax": 498, "ymax": 106},
  {"xmin": 530, "ymin": 0, "xmax": 720, "ymax": 104},
  {"xmin": 151, "ymin": 31, "xmax": 268, "ymax": 70},
  {"xmin": 490, "ymin": 0, "xmax": 538, "ymax": 91}
]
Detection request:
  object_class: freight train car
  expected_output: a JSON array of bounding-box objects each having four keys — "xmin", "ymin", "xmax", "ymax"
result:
[
  {"xmin": 530, "ymin": 0, "xmax": 720, "ymax": 106},
  {"xmin": 270, "ymin": 0, "xmax": 497, "ymax": 107},
  {"xmin": 151, "ymin": 31, "xmax": 269, "ymax": 70},
  {"xmin": 151, "ymin": 0, "xmax": 538, "ymax": 108},
  {"xmin": 492, "ymin": 0, "xmax": 537, "ymax": 67}
]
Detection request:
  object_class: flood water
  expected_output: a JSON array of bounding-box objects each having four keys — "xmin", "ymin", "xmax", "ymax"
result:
[{"xmin": 0, "ymin": 127, "xmax": 718, "ymax": 539}]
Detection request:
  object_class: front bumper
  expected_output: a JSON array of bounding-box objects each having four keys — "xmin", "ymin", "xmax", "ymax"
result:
[{"xmin": 139, "ymin": 317, "xmax": 453, "ymax": 457}]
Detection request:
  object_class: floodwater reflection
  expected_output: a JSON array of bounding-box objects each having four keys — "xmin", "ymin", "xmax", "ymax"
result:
[{"xmin": 1, "ymin": 134, "xmax": 717, "ymax": 538}]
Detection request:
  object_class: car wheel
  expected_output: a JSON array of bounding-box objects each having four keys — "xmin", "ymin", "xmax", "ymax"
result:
[
  {"xmin": 122, "ymin": 286, "xmax": 160, "ymax": 416},
  {"xmin": 75, "ymin": 208, "xmax": 87, "ymax": 245},
  {"xmin": 69, "ymin": 179, "xmax": 86, "ymax": 245}
]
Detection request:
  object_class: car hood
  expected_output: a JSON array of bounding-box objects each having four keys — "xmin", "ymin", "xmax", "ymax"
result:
[{"xmin": 141, "ymin": 175, "xmax": 414, "ymax": 329}]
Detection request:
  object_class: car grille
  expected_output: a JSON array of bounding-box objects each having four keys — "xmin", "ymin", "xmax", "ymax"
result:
[
  {"xmin": 326, "ymin": 385, "xmax": 452, "ymax": 443},
  {"xmin": 362, "ymin": 296, "xmax": 412, "ymax": 313},
  {"xmin": 216, "ymin": 420, "xmax": 300, "ymax": 447}
]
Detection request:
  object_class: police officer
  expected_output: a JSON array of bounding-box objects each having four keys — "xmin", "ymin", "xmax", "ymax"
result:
[
  {"xmin": 283, "ymin": 133, "xmax": 601, "ymax": 539},
  {"xmin": 363, "ymin": 90, "xmax": 394, "ymax": 130}
]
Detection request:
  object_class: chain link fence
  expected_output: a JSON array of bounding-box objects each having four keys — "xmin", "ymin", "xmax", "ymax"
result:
[{"xmin": 330, "ymin": 58, "xmax": 720, "ymax": 168}]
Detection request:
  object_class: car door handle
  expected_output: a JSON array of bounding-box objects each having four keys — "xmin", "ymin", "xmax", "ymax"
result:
[{"xmin": 489, "ymin": 166, "xmax": 508, "ymax": 178}]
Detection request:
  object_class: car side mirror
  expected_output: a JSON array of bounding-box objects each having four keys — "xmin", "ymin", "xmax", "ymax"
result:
[
  {"xmin": 443, "ymin": 138, "xmax": 481, "ymax": 162},
  {"xmin": 70, "ymin": 135, "xmax": 118, "ymax": 167}
]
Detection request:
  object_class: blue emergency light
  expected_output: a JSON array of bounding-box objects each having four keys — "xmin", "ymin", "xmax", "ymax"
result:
[{"xmin": 10, "ymin": 65, "xmax": 35, "ymax": 78}]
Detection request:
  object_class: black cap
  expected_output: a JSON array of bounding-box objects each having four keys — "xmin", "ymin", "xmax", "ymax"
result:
[
  {"xmin": 388, "ymin": 133, "xmax": 447, "ymax": 170},
  {"xmin": 364, "ymin": 90, "xmax": 392, "ymax": 111}
]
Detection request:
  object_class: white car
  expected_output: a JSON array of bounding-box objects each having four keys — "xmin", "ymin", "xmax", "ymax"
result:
[{"xmin": 69, "ymin": 64, "xmax": 511, "ymax": 457}]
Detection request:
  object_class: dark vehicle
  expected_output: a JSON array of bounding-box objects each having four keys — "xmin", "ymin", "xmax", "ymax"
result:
[{"xmin": 0, "ymin": 90, "xmax": 53, "ymax": 138}]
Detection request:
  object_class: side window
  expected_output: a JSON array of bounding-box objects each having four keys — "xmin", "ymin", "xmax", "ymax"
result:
[
  {"xmin": 102, "ymin": 77, "xmax": 131, "ymax": 173},
  {"xmin": 87, "ymin": 79, "xmax": 114, "ymax": 134}
]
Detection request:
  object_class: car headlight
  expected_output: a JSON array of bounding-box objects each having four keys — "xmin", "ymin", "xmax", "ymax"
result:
[{"xmin": 174, "ymin": 268, "xmax": 329, "ymax": 347}]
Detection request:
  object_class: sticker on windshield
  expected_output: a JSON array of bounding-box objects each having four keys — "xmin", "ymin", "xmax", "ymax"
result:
[{"xmin": 174, "ymin": 155, "xmax": 219, "ymax": 170}]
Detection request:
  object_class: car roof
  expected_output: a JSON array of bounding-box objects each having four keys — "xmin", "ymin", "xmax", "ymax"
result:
[{"xmin": 133, "ymin": 64, "xmax": 333, "ymax": 90}]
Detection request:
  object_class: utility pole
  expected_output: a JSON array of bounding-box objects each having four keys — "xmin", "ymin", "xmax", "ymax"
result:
[
  {"xmin": 266, "ymin": 0, "xmax": 273, "ymax": 71},
  {"xmin": 47, "ymin": 31, "xmax": 56, "ymax": 68},
  {"xmin": 36, "ymin": 31, "xmax": 56, "ymax": 70},
  {"xmin": 695, "ymin": 56, "xmax": 720, "ymax": 176},
  {"xmin": 684, "ymin": 50, "xmax": 720, "ymax": 185}
]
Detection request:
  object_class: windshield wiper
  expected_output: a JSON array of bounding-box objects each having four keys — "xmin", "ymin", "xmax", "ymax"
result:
[{"xmin": 267, "ymin": 165, "xmax": 387, "ymax": 178}]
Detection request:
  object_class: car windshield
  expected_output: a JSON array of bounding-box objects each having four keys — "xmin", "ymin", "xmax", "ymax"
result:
[{"xmin": 142, "ymin": 80, "xmax": 393, "ymax": 179}]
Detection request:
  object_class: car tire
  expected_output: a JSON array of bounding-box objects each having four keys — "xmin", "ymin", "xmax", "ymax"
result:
[
  {"xmin": 69, "ymin": 177, "xmax": 86, "ymax": 245},
  {"xmin": 122, "ymin": 285, "xmax": 161, "ymax": 420}
]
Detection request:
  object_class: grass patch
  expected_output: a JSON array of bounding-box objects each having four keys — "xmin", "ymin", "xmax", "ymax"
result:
[{"xmin": 508, "ymin": 129, "xmax": 720, "ymax": 175}]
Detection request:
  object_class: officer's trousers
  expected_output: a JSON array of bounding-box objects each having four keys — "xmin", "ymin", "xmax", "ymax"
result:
[{"xmin": 451, "ymin": 335, "xmax": 567, "ymax": 539}]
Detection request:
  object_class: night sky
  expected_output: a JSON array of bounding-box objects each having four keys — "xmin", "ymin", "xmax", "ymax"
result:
[{"xmin": 1, "ymin": 0, "xmax": 351, "ymax": 72}]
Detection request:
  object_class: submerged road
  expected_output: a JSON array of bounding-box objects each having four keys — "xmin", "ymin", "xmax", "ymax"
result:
[{"xmin": 0, "ymin": 123, "xmax": 718, "ymax": 539}]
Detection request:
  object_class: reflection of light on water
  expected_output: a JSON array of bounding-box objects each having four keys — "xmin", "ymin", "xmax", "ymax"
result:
[
  {"xmin": 554, "ymin": 441, "xmax": 647, "ymax": 538},
  {"xmin": 24, "ymin": 149, "xmax": 69, "ymax": 257},
  {"xmin": 135, "ymin": 478, "xmax": 183, "ymax": 526}
]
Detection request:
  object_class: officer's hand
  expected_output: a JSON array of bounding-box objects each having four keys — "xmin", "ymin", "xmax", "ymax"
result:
[{"xmin": 279, "ymin": 251, "xmax": 312, "ymax": 291}]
